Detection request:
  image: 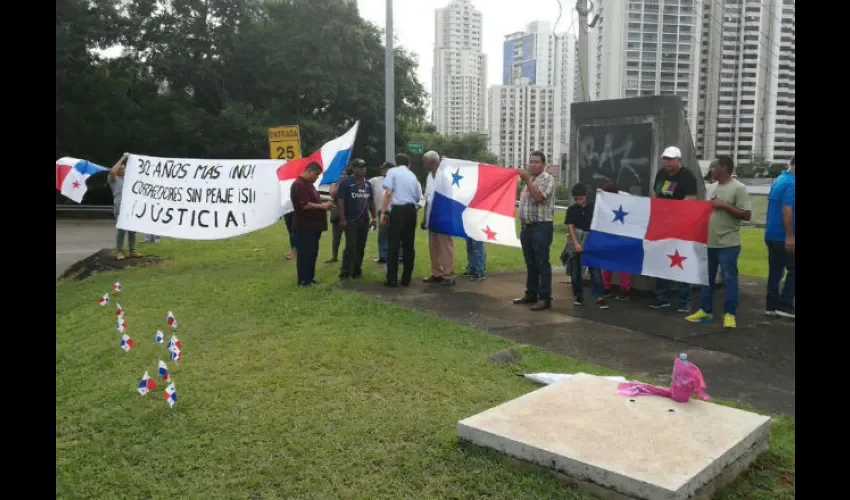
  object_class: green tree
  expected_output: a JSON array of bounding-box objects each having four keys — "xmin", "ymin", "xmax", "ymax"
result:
[{"xmin": 55, "ymin": 0, "xmax": 428, "ymax": 203}]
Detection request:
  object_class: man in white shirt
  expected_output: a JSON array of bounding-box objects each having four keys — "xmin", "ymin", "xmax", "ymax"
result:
[
  {"xmin": 381, "ymin": 153, "xmax": 423, "ymax": 286},
  {"xmin": 369, "ymin": 162, "xmax": 391, "ymax": 263},
  {"xmin": 421, "ymin": 151, "xmax": 455, "ymax": 285}
]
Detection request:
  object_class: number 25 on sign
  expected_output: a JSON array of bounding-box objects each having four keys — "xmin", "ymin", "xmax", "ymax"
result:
[{"xmin": 267, "ymin": 125, "xmax": 303, "ymax": 161}]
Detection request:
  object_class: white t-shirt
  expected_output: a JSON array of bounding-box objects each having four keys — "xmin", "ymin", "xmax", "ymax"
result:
[
  {"xmin": 370, "ymin": 176, "xmax": 385, "ymax": 212},
  {"xmin": 425, "ymin": 171, "xmax": 436, "ymax": 206}
]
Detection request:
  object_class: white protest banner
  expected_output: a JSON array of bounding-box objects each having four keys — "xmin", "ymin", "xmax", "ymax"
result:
[{"xmin": 116, "ymin": 154, "xmax": 284, "ymax": 240}]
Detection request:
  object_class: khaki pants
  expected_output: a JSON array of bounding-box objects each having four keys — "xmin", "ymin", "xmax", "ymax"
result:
[{"xmin": 428, "ymin": 231, "xmax": 455, "ymax": 278}]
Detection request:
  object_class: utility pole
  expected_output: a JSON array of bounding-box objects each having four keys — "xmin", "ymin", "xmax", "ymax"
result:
[
  {"xmin": 575, "ymin": 0, "xmax": 591, "ymax": 102},
  {"xmin": 385, "ymin": 0, "xmax": 395, "ymax": 162}
]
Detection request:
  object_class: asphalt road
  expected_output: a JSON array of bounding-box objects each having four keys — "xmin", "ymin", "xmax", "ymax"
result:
[{"xmin": 56, "ymin": 220, "xmax": 119, "ymax": 278}]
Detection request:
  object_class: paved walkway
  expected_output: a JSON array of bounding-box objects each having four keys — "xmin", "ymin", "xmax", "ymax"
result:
[
  {"xmin": 346, "ymin": 272, "xmax": 795, "ymax": 415},
  {"xmin": 56, "ymin": 220, "xmax": 117, "ymax": 278}
]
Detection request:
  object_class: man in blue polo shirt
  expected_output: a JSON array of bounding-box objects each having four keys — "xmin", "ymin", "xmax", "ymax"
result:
[{"xmin": 764, "ymin": 155, "xmax": 795, "ymax": 319}]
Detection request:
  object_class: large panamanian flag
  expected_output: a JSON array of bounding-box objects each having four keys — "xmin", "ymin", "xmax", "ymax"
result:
[
  {"xmin": 277, "ymin": 121, "xmax": 359, "ymax": 214},
  {"xmin": 426, "ymin": 158, "xmax": 521, "ymax": 248},
  {"xmin": 581, "ymin": 192, "xmax": 712, "ymax": 286},
  {"xmin": 56, "ymin": 157, "xmax": 108, "ymax": 203}
]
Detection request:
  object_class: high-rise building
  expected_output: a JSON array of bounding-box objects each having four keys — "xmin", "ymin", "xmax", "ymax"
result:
[
  {"xmin": 489, "ymin": 21, "xmax": 577, "ymax": 170},
  {"xmin": 585, "ymin": 0, "xmax": 794, "ymax": 163},
  {"xmin": 695, "ymin": 0, "xmax": 795, "ymax": 164},
  {"xmin": 431, "ymin": 0, "xmax": 487, "ymax": 135},
  {"xmin": 587, "ymin": 0, "xmax": 703, "ymax": 138}
]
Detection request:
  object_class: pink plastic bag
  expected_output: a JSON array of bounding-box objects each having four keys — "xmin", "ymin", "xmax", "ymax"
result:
[
  {"xmin": 616, "ymin": 355, "xmax": 710, "ymax": 402},
  {"xmin": 670, "ymin": 357, "xmax": 710, "ymax": 402}
]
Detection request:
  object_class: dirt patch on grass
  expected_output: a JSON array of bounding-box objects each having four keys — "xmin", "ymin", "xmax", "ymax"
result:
[{"xmin": 59, "ymin": 249, "xmax": 168, "ymax": 281}]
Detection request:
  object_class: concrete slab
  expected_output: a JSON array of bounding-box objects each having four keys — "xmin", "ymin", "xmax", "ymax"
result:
[{"xmin": 458, "ymin": 374, "xmax": 772, "ymax": 500}]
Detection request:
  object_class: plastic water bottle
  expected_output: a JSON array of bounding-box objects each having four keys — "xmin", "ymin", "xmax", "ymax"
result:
[{"xmin": 679, "ymin": 353, "xmax": 689, "ymax": 365}]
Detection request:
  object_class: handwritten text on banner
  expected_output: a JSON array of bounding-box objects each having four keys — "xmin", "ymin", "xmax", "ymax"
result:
[{"xmin": 116, "ymin": 154, "xmax": 284, "ymax": 240}]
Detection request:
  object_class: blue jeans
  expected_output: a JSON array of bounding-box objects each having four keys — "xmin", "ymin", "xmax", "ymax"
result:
[
  {"xmin": 295, "ymin": 229, "xmax": 322, "ymax": 285},
  {"xmin": 698, "ymin": 246, "xmax": 741, "ymax": 315},
  {"xmin": 520, "ymin": 222, "xmax": 554, "ymax": 301},
  {"xmin": 569, "ymin": 254, "xmax": 604, "ymax": 298},
  {"xmin": 655, "ymin": 278, "xmax": 692, "ymax": 308},
  {"xmin": 765, "ymin": 240, "xmax": 795, "ymax": 312},
  {"xmin": 465, "ymin": 238, "xmax": 486, "ymax": 276},
  {"xmin": 377, "ymin": 210, "xmax": 389, "ymax": 260}
]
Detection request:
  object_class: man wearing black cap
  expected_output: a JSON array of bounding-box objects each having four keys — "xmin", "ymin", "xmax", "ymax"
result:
[{"xmin": 337, "ymin": 158, "xmax": 375, "ymax": 279}]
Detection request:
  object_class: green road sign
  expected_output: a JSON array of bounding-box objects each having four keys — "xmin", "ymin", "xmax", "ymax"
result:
[{"xmin": 407, "ymin": 143, "xmax": 423, "ymax": 154}]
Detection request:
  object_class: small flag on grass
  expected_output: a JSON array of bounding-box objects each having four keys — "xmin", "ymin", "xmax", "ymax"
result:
[
  {"xmin": 120, "ymin": 333, "xmax": 134, "ymax": 352},
  {"xmin": 137, "ymin": 371, "xmax": 156, "ymax": 395},
  {"xmin": 164, "ymin": 383, "xmax": 177, "ymax": 408},
  {"xmin": 157, "ymin": 360, "xmax": 171, "ymax": 382}
]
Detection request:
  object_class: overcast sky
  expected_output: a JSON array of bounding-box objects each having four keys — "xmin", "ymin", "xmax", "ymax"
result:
[{"xmin": 356, "ymin": 0, "xmax": 577, "ymax": 98}]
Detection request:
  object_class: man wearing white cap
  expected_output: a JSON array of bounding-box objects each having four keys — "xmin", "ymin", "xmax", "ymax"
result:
[{"xmin": 649, "ymin": 146, "xmax": 698, "ymax": 311}]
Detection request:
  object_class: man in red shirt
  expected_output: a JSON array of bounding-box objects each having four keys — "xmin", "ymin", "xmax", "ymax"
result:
[{"xmin": 291, "ymin": 162, "xmax": 334, "ymax": 287}]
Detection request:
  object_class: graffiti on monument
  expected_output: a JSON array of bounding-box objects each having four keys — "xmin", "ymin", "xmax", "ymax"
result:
[{"xmin": 577, "ymin": 123, "xmax": 653, "ymax": 197}]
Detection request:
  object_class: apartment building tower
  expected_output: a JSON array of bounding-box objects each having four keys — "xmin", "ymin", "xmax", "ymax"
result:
[{"xmin": 431, "ymin": 0, "xmax": 487, "ymax": 135}]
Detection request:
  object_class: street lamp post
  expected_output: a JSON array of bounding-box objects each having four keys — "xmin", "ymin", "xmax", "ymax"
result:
[{"xmin": 385, "ymin": 0, "xmax": 395, "ymax": 162}]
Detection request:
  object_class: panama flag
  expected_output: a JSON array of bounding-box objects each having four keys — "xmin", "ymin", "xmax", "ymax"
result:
[
  {"xmin": 277, "ymin": 121, "xmax": 359, "ymax": 214},
  {"xmin": 56, "ymin": 157, "xmax": 108, "ymax": 203},
  {"xmin": 155, "ymin": 330, "xmax": 164, "ymax": 344},
  {"xmin": 426, "ymin": 158, "xmax": 521, "ymax": 248},
  {"xmin": 115, "ymin": 303, "xmax": 124, "ymax": 317},
  {"xmin": 98, "ymin": 293, "xmax": 109, "ymax": 306},
  {"xmin": 137, "ymin": 371, "xmax": 156, "ymax": 396},
  {"xmin": 166, "ymin": 311, "xmax": 178, "ymax": 329},
  {"xmin": 170, "ymin": 347, "xmax": 182, "ymax": 363},
  {"xmin": 164, "ymin": 383, "xmax": 177, "ymax": 408},
  {"xmin": 581, "ymin": 192, "xmax": 712, "ymax": 286},
  {"xmin": 113, "ymin": 282, "xmax": 121, "ymax": 292},
  {"xmin": 157, "ymin": 360, "xmax": 171, "ymax": 382},
  {"xmin": 120, "ymin": 333, "xmax": 134, "ymax": 352},
  {"xmin": 117, "ymin": 316, "xmax": 127, "ymax": 333},
  {"xmin": 167, "ymin": 335, "xmax": 182, "ymax": 352}
]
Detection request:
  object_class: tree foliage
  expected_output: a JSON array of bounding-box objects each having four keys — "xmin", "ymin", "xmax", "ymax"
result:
[{"xmin": 56, "ymin": 0, "xmax": 428, "ymax": 203}]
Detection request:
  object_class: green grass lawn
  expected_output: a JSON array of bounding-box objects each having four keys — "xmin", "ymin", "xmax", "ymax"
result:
[{"xmin": 56, "ymin": 220, "xmax": 789, "ymax": 499}]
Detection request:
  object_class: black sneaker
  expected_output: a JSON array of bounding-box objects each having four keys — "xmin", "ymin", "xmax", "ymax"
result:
[
  {"xmin": 461, "ymin": 270, "xmax": 473, "ymax": 277},
  {"xmin": 650, "ymin": 300, "xmax": 670, "ymax": 309},
  {"xmin": 374, "ymin": 258, "xmax": 387, "ymax": 264},
  {"xmin": 597, "ymin": 298, "xmax": 609, "ymax": 309},
  {"xmin": 677, "ymin": 304, "xmax": 691, "ymax": 313},
  {"xmin": 615, "ymin": 292, "xmax": 629, "ymax": 301},
  {"xmin": 573, "ymin": 296, "xmax": 584, "ymax": 306},
  {"xmin": 602, "ymin": 289, "xmax": 612, "ymax": 299},
  {"xmin": 423, "ymin": 275, "xmax": 443, "ymax": 283},
  {"xmin": 441, "ymin": 278, "xmax": 456, "ymax": 286},
  {"xmin": 469, "ymin": 274, "xmax": 487, "ymax": 281}
]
